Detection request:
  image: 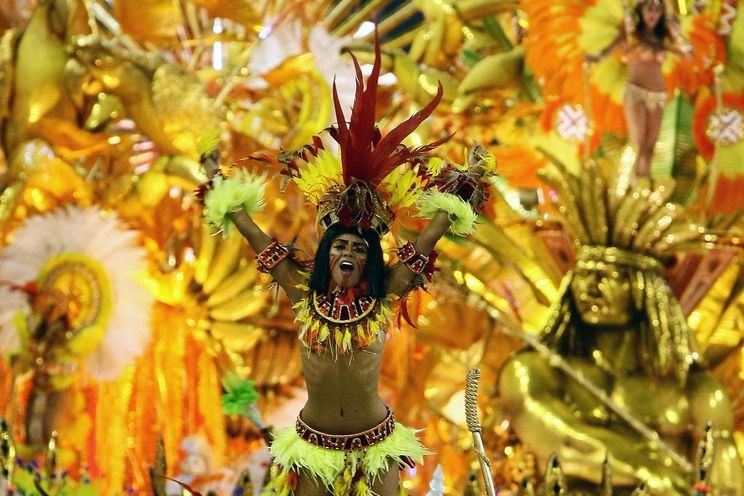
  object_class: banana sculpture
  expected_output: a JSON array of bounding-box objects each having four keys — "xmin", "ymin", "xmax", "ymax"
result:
[
  {"xmin": 194, "ymin": 227, "xmax": 268, "ymax": 339},
  {"xmin": 197, "ymin": 228, "xmax": 266, "ymax": 323},
  {"xmin": 186, "ymin": 224, "xmax": 302, "ymax": 387},
  {"xmin": 66, "ymin": 34, "xmax": 220, "ymax": 160},
  {"xmin": 1, "ymin": 0, "xmax": 90, "ymax": 156},
  {"xmin": 239, "ymin": 63, "xmax": 334, "ymax": 151}
]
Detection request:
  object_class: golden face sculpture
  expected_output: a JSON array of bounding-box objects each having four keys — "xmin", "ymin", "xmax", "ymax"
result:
[{"xmin": 569, "ymin": 262, "xmax": 634, "ymax": 327}]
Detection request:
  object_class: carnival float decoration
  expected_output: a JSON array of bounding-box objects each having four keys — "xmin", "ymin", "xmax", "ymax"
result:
[{"xmin": 0, "ymin": 0, "xmax": 741, "ymax": 494}]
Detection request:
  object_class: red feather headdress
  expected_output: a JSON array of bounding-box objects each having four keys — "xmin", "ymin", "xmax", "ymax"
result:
[{"xmin": 281, "ymin": 30, "xmax": 447, "ymax": 235}]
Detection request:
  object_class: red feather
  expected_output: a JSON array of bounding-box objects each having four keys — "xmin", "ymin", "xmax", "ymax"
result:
[
  {"xmin": 368, "ymin": 83, "xmax": 444, "ymax": 181},
  {"xmin": 330, "ymin": 28, "xmax": 446, "ymax": 187},
  {"xmin": 164, "ymin": 476, "xmax": 203, "ymax": 496}
]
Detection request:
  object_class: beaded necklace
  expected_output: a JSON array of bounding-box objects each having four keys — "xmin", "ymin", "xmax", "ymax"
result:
[{"xmin": 293, "ymin": 283, "xmax": 391, "ymax": 356}]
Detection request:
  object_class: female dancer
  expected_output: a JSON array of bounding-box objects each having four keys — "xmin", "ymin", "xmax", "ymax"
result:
[
  {"xmin": 587, "ymin": 0, "xmax": 692, "ymax": 177},
  {"xmin": 200, "ymin": 40, "xmax": 491, "ymax": 495}
]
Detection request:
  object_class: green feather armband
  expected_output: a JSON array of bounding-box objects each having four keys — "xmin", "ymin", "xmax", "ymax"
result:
[
  {"xmin": 202, "ymin": 169, "xmax": 266, "ymax": 234},
  {"xmin": 417, "ymin": 190, "xmax": 479, "ymax": 236}
]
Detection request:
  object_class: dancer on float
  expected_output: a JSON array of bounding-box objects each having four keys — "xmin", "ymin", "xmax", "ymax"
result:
[
  {"xmin": 199, "ymin": 37, "xmax": 493, "ymax": 496},
  {"xmin": 586, "ymin": 0, "xmax": 692, "ymax": 177}
]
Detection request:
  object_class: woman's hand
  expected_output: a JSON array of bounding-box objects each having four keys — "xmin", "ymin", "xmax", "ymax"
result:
[
  {"xmin": 667, "ymin": 15, "xmax": 682, "ymax": 37},
  {"xmin": 200, "ymin": 148, "xmax": 221, "ymax": 180},
  {"xmin": 467, "ymin": 142, "xmax": 492, "ymax": 177}
]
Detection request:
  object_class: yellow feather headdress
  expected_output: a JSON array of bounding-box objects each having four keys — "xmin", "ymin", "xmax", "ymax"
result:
[{"xmin": 278, "ymin": 32, "xmax": 447, "ymax": 236}]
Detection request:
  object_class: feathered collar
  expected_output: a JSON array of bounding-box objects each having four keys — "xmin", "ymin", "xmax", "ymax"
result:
[{"xmin": 293, "ymin": 282, "xmax": 391, "ymax": 356}]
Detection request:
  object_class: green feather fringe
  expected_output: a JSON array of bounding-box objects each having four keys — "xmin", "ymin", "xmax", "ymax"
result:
[
  {"xmin": 417, "ymin": 190, "xmax": 478, "ymax": 236},
  {"xmin": 265, "ymin": 422, "xmax": 428, "ymax": 493},
  {"xmin": 203, "ymin": 169, "xmax": 266, "ymax": 235}
]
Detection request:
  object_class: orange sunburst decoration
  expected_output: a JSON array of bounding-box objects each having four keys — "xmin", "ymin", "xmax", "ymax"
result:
[
  {"xmin": 524, "ymin": 0, "xmax": 627, "ymax": 146},
  {"xmin": 542, "ymin": 96, "xmax": 609, "ymax": 150}
]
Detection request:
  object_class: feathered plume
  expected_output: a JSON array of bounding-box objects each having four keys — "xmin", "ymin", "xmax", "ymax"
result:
[{"xmin": 332, "ymin": 30, "xmax": 446, "ymax": 187}]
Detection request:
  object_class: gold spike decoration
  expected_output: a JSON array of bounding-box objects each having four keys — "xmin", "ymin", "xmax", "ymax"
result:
[
  {"xmin": 599, "ymin": 452, "xmax": 613, "ymax": 496},
  {"xmin": 543, "ymin": 454, "xmax": 567, "ymax": 496}
]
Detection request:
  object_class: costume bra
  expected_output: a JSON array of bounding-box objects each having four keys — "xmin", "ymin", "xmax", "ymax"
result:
[{"xmin": 623, "ymin": 41, "xmax": 667, "ymax": 64}]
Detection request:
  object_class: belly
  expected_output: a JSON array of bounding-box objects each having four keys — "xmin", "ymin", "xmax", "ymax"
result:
[
  {"xmin": 298, "ymin": 338, "xmax": 388, "ymax": 434},
  {"xmin": 626, "ymin": 61, "xmax": 666, "ymax": 91}
]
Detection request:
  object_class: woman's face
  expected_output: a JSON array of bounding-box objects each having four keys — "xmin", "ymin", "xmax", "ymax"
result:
[
  {"xmin": 328, "ymin": 233, "xmax": 368, "ymax": 289},
  {"xmin": 641, "ymin": 1, "xmax": 664, "ymax": 29}
]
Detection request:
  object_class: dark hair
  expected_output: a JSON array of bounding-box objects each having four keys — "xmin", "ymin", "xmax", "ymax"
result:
[
  {"xmin": 309, "ymin": 224, "xmax": 386, "ymax": 297},
  {"xmin": 634, "ymin": 1, "xmax": 669, "ymax": 42}
]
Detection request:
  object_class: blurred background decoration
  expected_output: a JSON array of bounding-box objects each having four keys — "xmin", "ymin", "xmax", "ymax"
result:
[{"xmin": 0, "ymin": 0, "xmax": 742, "ymax": 494}]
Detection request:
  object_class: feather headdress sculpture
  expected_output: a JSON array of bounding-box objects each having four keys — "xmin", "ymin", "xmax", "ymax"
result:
[{"xmin": 0, "ymin": 206, "xmax": 152, "ymax": 386}]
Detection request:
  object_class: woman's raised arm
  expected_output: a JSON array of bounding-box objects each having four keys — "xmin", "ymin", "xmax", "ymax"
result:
[
  {"xmin": 200, "ymin": 149, "xmax": 305, "ymax": 303},
  {"xmin": 386, "ymin": 144, "xmax": 492, "ymax": 297}
]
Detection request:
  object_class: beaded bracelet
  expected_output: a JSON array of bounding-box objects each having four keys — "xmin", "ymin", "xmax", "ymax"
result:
[
  {"xmin": 397, "ymin": 242, "xmax": 430, "ymax": 275},
  {"xmin": 256, "ymin": 240, "xmax": 290, "ymax": 273}
]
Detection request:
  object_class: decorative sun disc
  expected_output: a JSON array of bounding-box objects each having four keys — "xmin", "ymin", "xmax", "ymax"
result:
[
  {"xmin": 0, "ymin": 206, "xmax": 152, "ymax": 381},
  {"xmin": 555, "ymin": 104, "xmax": 590, "ymax": 143},
  {"xmin": 37, "ymin": 252, "xmax": 112, "ymax": 356},
  {"xmin": 706, "ymin": 107, "xmax": 744, "ymax": 146}
]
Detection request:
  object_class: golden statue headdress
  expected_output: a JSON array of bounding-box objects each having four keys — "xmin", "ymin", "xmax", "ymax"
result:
[{"xmin": 537, "ymin": 150, "xmax": 704, "ymax": 383}]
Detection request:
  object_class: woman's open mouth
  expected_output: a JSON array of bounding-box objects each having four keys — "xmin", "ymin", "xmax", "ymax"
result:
[{"xmin": 339, "ymin": 261, "xmax": 354, "ymax": 273}]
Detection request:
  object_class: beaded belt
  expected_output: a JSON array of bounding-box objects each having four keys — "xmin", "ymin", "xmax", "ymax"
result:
[{"xmin": 296, "ymin": 407, "xmax": 395, "ymax": 450}]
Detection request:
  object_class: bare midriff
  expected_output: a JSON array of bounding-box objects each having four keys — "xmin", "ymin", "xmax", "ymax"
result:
[
  {"xmin": 625, "ymin": 47, "xmax": 666, "ymax": 91},
  {"xmin": 299, "ymin": 337, "xmax": 388, "ymax": 434}
]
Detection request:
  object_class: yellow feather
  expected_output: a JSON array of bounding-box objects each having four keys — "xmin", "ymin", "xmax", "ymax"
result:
[
  {"xmin": 197, "ymin": 130, "xmax": 221, "ymax": 155},
  {"xmin": 342, "ymin": 329, "xmax": 352, "ymax": 351},
  {"xmin": 293, "ymin": 149, "xmax": 343, "ymax": 203}
]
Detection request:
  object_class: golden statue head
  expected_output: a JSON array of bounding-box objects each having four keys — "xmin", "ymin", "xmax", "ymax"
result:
[
  {"xmin": 569, "ymin": 250, "xmax": 636, "ymax": 327},
  {"xmin": 537, "ymin": 152, "xmax": 703, "ymax": 383}
]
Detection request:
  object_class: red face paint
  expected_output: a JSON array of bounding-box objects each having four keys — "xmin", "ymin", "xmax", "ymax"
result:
[{"xmin": 328, "ymin": 233, "xmax": 368, "ymax": 289}]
